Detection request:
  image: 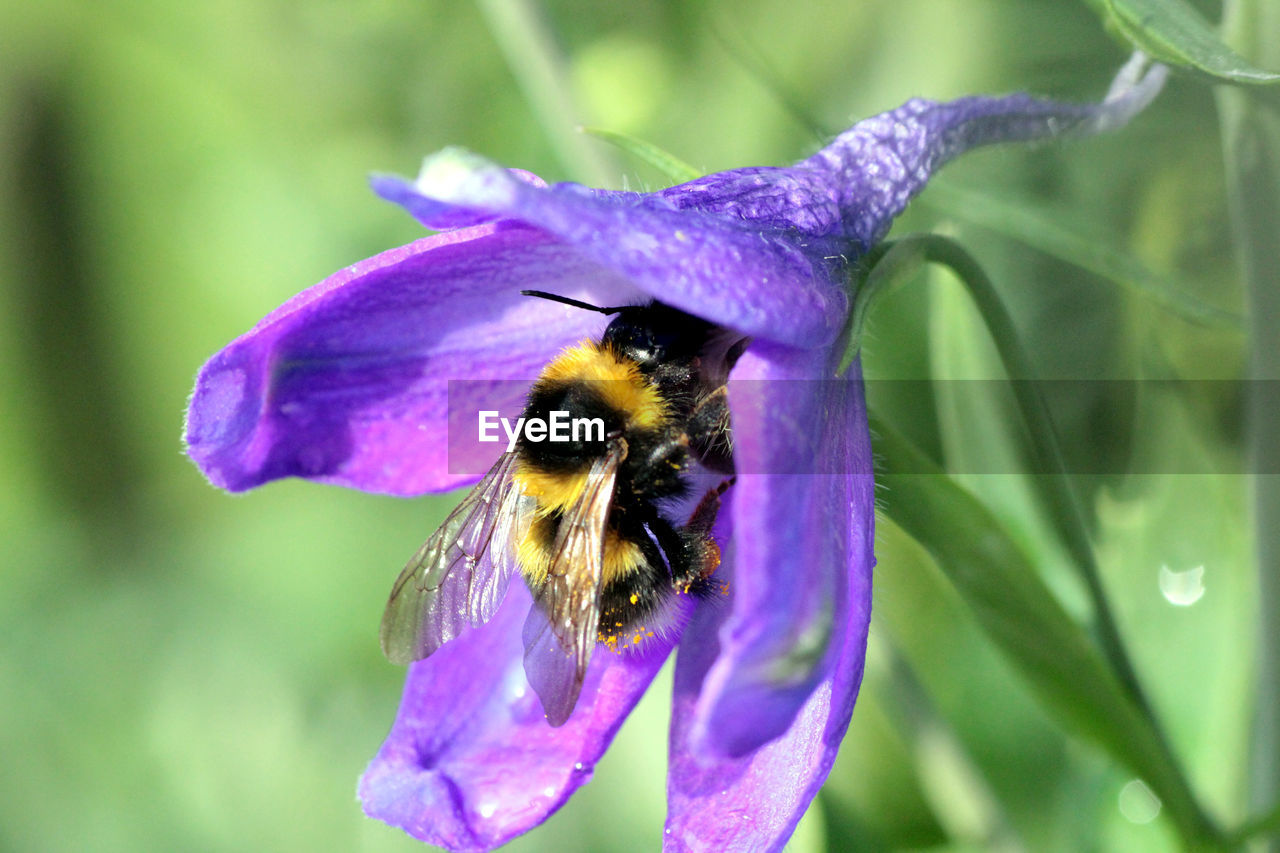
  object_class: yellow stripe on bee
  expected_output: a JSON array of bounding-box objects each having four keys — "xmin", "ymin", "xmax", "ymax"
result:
[
  {"xmin": 515, "ymin": 516, "xmax": 555, "ymax": 584},
  {"xmin": 516, "ymin": 518, "xmax": 646, "ymax": 587},
  {"xmin": 602, "ymin": 534, "xmax": 646, "ymax": 584},
  {"xmin": 537, "ymin": 341, "xmax": 667, "ymax": 431},
  {"xmin": 515, "ymin": 465, "xmax": 590, "ymax": 516}
]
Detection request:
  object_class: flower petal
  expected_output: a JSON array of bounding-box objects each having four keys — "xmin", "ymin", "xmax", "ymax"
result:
[
  {"xmin": 801, "ymin": 54, "xmax": 1168, "ymax": 249},
  {"xmin": 369, "ymin": 166, "xmax": 548, "ymax": 231},
  {"xmin": 359, "ymin": 584, "xmax": 670, "ymax": 852},
  {"xmin": 655, "ymin": 165, "xmax": 844, "ymax": 235},
  {"xmin": 664, "ymin": 356, "xmax": 875, "ymax": 851},
  {"xmin": 375, "ymin": 152, "xmax": 850, "ymax": 348},
  {"xmin": 686, "ymin": 344, "xmax": 875, "ymax": 758},
  {"xmin": 184, "ymin": 223, "xmax": 642, "ymax": 495},
  {"xmin": 663, "ymin": 570, "xmax": 870, "ymax": 853}
]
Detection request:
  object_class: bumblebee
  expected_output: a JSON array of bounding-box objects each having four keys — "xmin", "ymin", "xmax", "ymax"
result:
[{"xmin": 380, "ymin": 291, "xmax": 744, "ymax": 725}]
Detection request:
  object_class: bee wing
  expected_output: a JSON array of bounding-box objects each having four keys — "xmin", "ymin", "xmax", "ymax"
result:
[
  {"xmin": 380, "ymin": 452, "xmax": 533, "ymax": 664},
  {"xmin": 520, "ymin": 438, "xmax": 625, "ymax": 726}
]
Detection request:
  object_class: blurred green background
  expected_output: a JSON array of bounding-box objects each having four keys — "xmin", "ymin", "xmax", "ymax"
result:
[{"xmin": 0, "ymin": 0, "xmax": 1260, "ymax": 851}]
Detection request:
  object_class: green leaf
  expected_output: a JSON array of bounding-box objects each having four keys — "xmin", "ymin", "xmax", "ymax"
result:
[
  {"xmin": 869, "ymin": 412, "xmax": 1224, "ymax": 848},
  {"xmin": 1217, "ymin": 0, "xmax": 1280, "ymax": 830},
  {"xmin": 578, "ymin": 126, "xmax": 703, "ymax": 184},
  {"xmin": 923, "ymin": 183, "xmax": 1243, "ymax": 330},
  {"xmin": 926, "ymin": 265, "xmax": 1089, "ymax": 620},
  {"xmin": 855, "ymin": 236, "xmax": 1227, "ymax": 845},
  {"xmin": 1104, "ymin": 0, "xmax": 1280, "ymax": 84}
]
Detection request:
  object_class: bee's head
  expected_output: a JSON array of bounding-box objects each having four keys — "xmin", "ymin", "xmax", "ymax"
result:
[
  {"xmin": 601, "ymin": 304, "xmax": 713, "ymax": 371},
  {"xmin": 519, "ymin": 289, "xmax": 713, "ymax": 372}
]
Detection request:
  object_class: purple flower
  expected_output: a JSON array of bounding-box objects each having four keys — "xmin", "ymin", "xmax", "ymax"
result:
[{"xmin": 184, "ymin": 56, "xmax": 1165, "ymax": 852}]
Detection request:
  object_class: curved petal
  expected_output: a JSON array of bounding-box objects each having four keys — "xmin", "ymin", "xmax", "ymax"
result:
[
  {"xmin": 664, "ymin": 354, "xmax": 875, "ymax": 851},
  {"xmin": 655, "ymin": 165, "xmax": 843, "ymax": 235},
  {"xmin": 184, "ymin": 223, "xmax": 642, "ymax": 495},
  {"xmin": 369, "ymin": 166, "xmax": 548, "ymax": 231},
  {"xmin": 663, "ymin": 558, "xmax": 870, "ymax": 853},
  {"xmin": 359, "ymin": 583, "xmax": 670, "ymax": 852},
  {"xmin": 685, "ymin": 343, "xmax": 875, "ymax": 757},
  {"xmin": 375, "ymin": 153, "xmax": 850, "ymax": 348},
  {"xmin": 801, "ymin": 55, "xmax": 1167, "ymax": 249}
]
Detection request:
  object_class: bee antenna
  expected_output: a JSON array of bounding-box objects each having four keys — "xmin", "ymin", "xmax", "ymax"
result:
[{"xmin": 520, "ymin": 290, "xmax": 626, "ymax": 315}]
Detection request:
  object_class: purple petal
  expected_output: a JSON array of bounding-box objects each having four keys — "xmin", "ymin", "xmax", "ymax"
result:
[
  {"xmin": 685, "ymin": 343, "xmax": 875, "ymax": 757},
  {"xmin": 371, "ymin": 59, "xmax": 1163, "ymax": 353},
  {"xmin": 664, "ymin": 564, "xmax": 870, "ymax": 853},
  {"xmin": 664, "ymin": 355, "xmax": 875, "ymax": 851},
  {"xmin": 360, "ymin": 583, "xmax": 671, "ymax": 852},
  {"xmin": 370, "ymin": 166, "xmax": 548, "ymax": 230},
  {"xmin": 655, "ymin": 164, "xmax": 842, "ymax": 235},
  {"xmin": 184, "ymin": 223, "xmax": 643, "ymax": 495},
  {"xmin": 800, "ymin": 54, "xmax": 1167, "ymax": 249},
  {"xmin": 375, "ymin": 153, "xmax": 850, "ymax": 348}
]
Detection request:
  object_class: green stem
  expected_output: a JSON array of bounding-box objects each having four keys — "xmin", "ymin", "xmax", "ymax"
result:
[
  {"xmin": 473, "ymin": 0, "xmax": 617, "ymax": 186},
  {"xmin": 921, "ymin": 182, "xmax": 1244, "ymax": 330},
  {"xmin": 1218, "ymin": 0, "xmax": 1280, "ymax": 843},
  {"xmin": 845, "ymin": 235, "xmax": 1153, "ymax": 720}
]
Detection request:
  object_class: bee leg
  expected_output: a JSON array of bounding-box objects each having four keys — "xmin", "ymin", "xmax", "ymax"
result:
[
  {"xmin": 685, "ymin": 476, "xmax": 734, "ymax": 536},
  {"xmin": 678, "ymin": 477, "xmax": 734, "ymax": 584},
  {"xmin": 648, "ymin": 478, "xmax": 734, "ymax": 591},
  {"xmin": 688, "ymin": 385, "xmax": 734, "ymax": 474}
]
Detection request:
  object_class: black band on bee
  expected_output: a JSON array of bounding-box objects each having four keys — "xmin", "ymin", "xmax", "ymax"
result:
[{"xmin": 519, "ymin": 381, "xmax": 627, "ymax": 473}]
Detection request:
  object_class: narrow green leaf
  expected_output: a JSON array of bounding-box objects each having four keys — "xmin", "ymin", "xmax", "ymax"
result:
[
  {"xmin": 927, "ymin": 266, "xmax": 1029, "ymax": 491},
  {"xmin": 870, "ymin": 412, "xmax": 1224, "ymax": 848},
  {"xmin": 1105, "ymin": 0, "xmax": 1280, "ymax": 84},
  {"xmin": 577, "ymin": 126, "xmax": 702, "ymax": 184},
  {"xmin": 848, "ymin": 236, "xmax": 1169, "ymax": 734},
  {"xmin": 854, "ymin": 235, "xmax": 1227, "ymax": 844},
  {"xmin": 1217, "ymin": 0, "xmax": 1280, "ymax": 830},
  {"xmin": 924, "ymin": 183, "xmax": 1243, "ymax": 330},
  {"xmin": 927, "ymin": 265, "xmax": 1087, "ymax": 621}
]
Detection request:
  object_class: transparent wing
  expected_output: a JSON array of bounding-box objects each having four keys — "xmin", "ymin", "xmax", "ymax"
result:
[
  {"xmin": 380, "ymin": 452, "xmax": 533, "ymax": 664},
  {"xmin": 521, "ymin": 438, "xmax": 625, "ymax": 726}
]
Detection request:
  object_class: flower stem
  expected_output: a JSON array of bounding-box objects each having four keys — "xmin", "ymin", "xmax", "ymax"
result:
[
  {"xmin": 1217, "ymin": 0, "xmax": 1280, "ymax": 843},
  {"xmin": 846, "ymin": 234, "xmax": 1152, "ymax": 718},
  {"xmin": 473, "ymin": 0, "xmax": 617, "ymax": 186}
]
